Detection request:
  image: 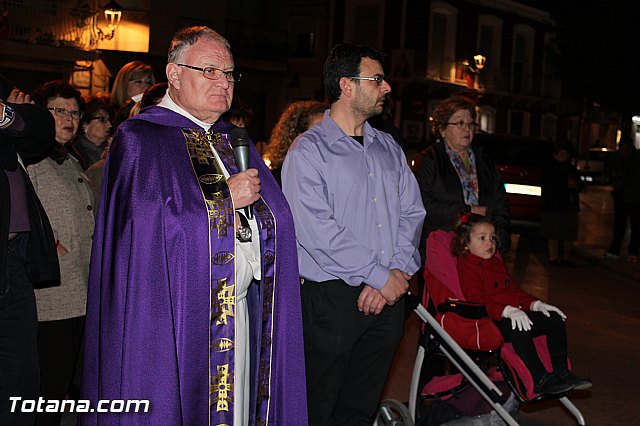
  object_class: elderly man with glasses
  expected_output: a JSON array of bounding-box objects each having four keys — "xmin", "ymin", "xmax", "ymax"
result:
[{"xmin": 81, "ymin": 26, "xmax": 307, "ymax": 426}]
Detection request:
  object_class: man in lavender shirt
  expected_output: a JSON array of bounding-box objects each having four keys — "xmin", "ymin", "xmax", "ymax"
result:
[{"xmin": 282, "ymin": 44, "xmax": 425, "ymax": 425}]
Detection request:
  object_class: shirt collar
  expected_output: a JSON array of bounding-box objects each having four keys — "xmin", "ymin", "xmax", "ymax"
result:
[
  {"xmin": 322, "ymin": 110, "xmax": 378, "ymax": 147},
  {"xmin": 158, "ymin": 91, "xmax": 215, "ymax": 131}
]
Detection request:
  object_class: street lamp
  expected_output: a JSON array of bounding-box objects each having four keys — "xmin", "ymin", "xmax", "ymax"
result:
[
  {"xmin": 93, "ymin": 0, "xmax": 123, "ymax": 42},
  {"xmin": 473, "ymin": 54, "xmax": 486, "ymax": 71},
  {"xmin": 462, "ymin": 54, "xmax": 487, "ymax": 89}
]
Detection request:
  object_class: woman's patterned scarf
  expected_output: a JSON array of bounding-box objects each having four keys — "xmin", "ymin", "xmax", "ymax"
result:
[{"xmin": 444, "ymin": 142, "xmax": 479, "ymax": 206}]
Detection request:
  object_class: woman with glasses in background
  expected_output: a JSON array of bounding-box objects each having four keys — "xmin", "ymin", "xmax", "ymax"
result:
[
  {"xmin": 28, "ymin": 80, "xmax": 95, "ymax": 426},
  {"xmin": 110, "ymin": 60, "xmax": 155, "ymax": 128},
  {"xmin": 69, "ymin": 96, "xmax": 112, "ymax": 170},
  {"xmin": 415, "ymin": 94, "xmax": 511, "ymax": 252}
]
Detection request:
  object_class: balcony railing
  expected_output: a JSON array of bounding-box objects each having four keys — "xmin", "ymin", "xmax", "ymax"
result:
[
  {"xmin": 2, "ymin": 0, "xmax": 97, "ymax": 50},
  {"xmin": 426, "ymin": 54, "xmax": 562, "ymax": 99}
]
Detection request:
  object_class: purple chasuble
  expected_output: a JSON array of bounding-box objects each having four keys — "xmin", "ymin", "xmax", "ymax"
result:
[{"xmin": 80, "ymin": 106, "xmax": 307, "ymax": 425}]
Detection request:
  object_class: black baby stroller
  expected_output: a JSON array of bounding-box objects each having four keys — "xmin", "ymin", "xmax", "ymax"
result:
[{"xmin": 375, "ymin": 230, "xmax": 587, "ymax": 426}]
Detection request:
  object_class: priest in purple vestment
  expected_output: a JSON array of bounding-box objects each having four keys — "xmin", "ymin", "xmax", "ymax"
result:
[{"xmin": 80, "ymin": 26, "xmax": 308, "ymax": 426}]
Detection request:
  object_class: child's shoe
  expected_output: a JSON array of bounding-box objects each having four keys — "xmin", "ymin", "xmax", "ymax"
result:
[
  {"xmin": 533, "ymin": 373, "xmax": 574, "ymax": 395},
  {"xmin": 557, "ymin": 371, "xmax": 592, "ymax": 390},
  {"xmin": 600, "ymin": 252, "xmax": 620, "ymax": 260}
]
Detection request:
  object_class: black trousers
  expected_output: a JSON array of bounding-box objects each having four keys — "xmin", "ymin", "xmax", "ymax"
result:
[
  {"xmin": 608, "ymin": 196, "xmax": 640, "ymax": 257},
  {"xmin": 36, "ymin": 316, "xmax": 85, "ymax": 426},
  {"xmin": 496, "ymin": 311, "xmax": 568, "ymax": 382},
  {"xmin": 301, "ymin": 279, "xmax": 405, "ymax": 426},
  {"xmin": 0, "ymin": 234, "xmax": 39, "ymax": 426}
]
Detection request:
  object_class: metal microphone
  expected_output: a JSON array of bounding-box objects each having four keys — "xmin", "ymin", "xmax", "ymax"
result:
[{"xmin": 230, "ymin": 127, "xmax": 253, "ymax": 219}]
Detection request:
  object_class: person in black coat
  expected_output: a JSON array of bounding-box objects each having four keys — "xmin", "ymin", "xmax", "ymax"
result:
[
  {"xmin": 416, "ymin": 96, "xmax": 510, "ymax": 252},
  {"xmin": 0, "ymin": 82, "xmax": 59, "ymax": 425},
  {"xmin": 540, "ymin": 142, "xmax": 583, "ymax": 266},
  {"xmin": 602, "ymin": 137, "xmax": 640, "ymax": 263}
]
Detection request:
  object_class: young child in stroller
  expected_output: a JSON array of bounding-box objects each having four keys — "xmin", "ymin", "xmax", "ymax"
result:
[{"xmin": 452, "ymin": 213, "xmax": 592, "ymax": 396}]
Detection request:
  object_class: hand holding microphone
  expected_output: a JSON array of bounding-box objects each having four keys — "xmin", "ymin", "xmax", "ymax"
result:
[
  {"xmin": 230, "ymin": 128, "xmax": 259, "ymax": 219},
  {"xmin": 227, "ymin": 169, "xmax": 260, "ymax": 207}
]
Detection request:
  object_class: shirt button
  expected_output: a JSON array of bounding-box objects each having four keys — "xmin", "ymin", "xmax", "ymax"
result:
[
  {"xmin": 373, "ymin": 197, "xmax": 378, "ymax": 202},
  {"xmin": 87, "ymin": 205, "xmax": 92, "ymax": 211},
  {"xmin": 377, "ymin": 223, "xmax": 382, "ymax": 228},
  {"xmin": 369, "ymin": 172, "xmax": 374, "ymax": 177},
  {"xmin": 380, "ymin": 250, "xmax": 385, "ymax": 255},
  {"xmin": 78, "ymin": 177, "xmax": 83, "ymax": 183}
]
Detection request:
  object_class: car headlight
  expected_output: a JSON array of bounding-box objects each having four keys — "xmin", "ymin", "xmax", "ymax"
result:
[{"xmin": 504, "ymin": 183, "xmax": 542, "ymax": 196}]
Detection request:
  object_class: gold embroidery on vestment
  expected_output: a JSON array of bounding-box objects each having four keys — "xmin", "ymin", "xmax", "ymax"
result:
[
  {"xmin": 212, "ymin": 278, "xmax": 235, "ymax": 325},
  {"xmin": 212, "ymin": 338, "xmax": 234, "ymax": 352},
  {"xmin": 212, "ymin": 251, "xmax": 234, "ymax": 265},
  {"xmin": 211, "ymin": 364, "xmax": 233, "ymax": 411},
  {"xmin": 199, "ymin": 173, "xmax": 224, "ymax": 185}
]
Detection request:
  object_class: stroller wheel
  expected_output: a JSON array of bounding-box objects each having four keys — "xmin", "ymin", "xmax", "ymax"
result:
[{"xmin": 373, "ymin": 399, "xmax": 414, "ymax": 426}]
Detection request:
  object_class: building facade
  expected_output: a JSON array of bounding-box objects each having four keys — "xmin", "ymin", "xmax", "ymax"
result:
[{"xmin": 6, "ymin": 0, "xmax": 618, "ymax": 154}]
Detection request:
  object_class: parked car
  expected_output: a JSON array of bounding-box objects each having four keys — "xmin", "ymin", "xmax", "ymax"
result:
[
  {"xmin": 473, "ymin": 133, "xmax": 554, "ymax": 223},
  {"xmin": 576, "ymin": 147, "xmax": 614, "ymax": 184}
]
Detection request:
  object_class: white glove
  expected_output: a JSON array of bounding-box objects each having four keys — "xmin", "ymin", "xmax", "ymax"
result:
[
  {"xmin": 502, "ymin": 305, "xmax": 533, "ymax": 331},
  {"xmin": 531, "ymin": 300, "xmax": 567, "ymax": 321}
]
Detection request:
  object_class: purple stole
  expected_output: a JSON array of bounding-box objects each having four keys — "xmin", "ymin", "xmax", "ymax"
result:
[{"xmin": 183, "ymin": 129, "xmax": 276, "ymax": 425}]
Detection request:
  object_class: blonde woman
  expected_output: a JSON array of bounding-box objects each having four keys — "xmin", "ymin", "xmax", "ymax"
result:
[{"xmin": 110, "ymin": 61, "xmax": 155, "ymax": 127}]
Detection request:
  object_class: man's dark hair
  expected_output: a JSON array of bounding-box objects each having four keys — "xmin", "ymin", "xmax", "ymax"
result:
[{"xmin": 323, "ymin": 44, "xmax": 385, "ymax": 104}]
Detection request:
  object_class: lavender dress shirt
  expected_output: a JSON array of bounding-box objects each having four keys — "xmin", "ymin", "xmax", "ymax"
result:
[{"xmin": 282, "ymin": 111, "xmax": 426, "ymax": 290}]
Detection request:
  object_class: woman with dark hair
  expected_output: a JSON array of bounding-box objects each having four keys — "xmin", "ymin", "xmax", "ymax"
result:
[
  {"xmin": 69, "ymin": 95, "xmax": 112, "ymax": 170},
  {"xmin": 28, "ymin": 80, "xmax": 95, "ymax": 426},
  {"xmin": 263, "ymin": 100, "xmax": 325, "ymax": 186},
  {"xmin": 415, "ymin": 95, "xmax": 510, "ymax": 251}
]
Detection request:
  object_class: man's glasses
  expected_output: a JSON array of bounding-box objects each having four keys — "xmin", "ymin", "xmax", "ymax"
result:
[
  {"xmin": 47, "ymin": 107, "xmax": 83, "ymax": 120},
  {"xmin": 349, "ymin": 75, "xmax": 385, "ymax": 86},
  {"xmin": 446, "ymin": 121, "xmax": 478, "ymax": 130},
  {"xmin": 177, "ymin": 64, "xmax": 242, "ymax": 83},
  {"xmin": 88, "ymin": 116, "xmax": 110, "ymax": 124}
]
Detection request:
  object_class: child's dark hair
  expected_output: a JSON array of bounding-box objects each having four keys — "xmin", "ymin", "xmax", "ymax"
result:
[{"xmin": 451, "ymin": 213, "xmax": 498, "ymax": 256}]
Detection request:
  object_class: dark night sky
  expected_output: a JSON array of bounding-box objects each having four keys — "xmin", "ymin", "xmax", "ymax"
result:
[{"xmin": 534, "ymin": 1, "xmax": 640, "ymax": 112}]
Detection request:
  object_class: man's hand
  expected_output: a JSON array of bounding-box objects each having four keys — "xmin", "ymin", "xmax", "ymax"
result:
[
  {"xmin": 379, "ymin": 269, "xmax": 409, "ymax": 306},
  {"xmin": 6, "ymin": 88, "xmax": 32, "ymax": 104},
  {"xmin": 228, "ymin": 169, "xmax": 260, "ymax": 209},
  {"xmin": 357, "ymin": 285, "xmax": 386, "ymax": 315}
]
